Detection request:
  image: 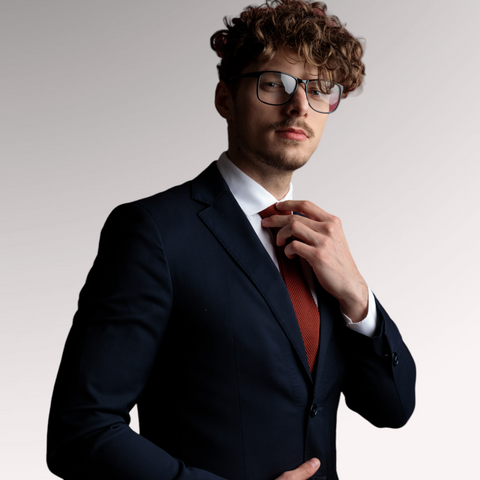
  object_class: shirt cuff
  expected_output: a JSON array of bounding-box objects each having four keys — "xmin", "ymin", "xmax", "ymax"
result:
[{"xmin": 341, "ymin": 287, "xmax": 377, "ymax": 337}]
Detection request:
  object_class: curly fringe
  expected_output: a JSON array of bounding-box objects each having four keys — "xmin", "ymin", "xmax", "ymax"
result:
[{"xmin": 210, "ymin": 0, "xmax": 365, "ymax": 97}]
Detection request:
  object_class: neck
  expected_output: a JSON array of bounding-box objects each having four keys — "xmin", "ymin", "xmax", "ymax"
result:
[{"xmin": 227, "ymin": 149, "xmax": 292, "ymax": 200}]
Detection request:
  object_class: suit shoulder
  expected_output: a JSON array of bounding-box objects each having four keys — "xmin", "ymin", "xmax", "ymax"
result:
[
  {"xmin": 106, "ymin": 161, "xmax": 227, "ymax": 226},
  {"xmin": 133, "ymin": 178, "xmax": 192, "ymax": 211}
]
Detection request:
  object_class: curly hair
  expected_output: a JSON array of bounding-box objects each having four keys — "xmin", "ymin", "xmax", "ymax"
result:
[{"xmin": 210, "ymin": 0, "xmax": 365, "ymax": 97}]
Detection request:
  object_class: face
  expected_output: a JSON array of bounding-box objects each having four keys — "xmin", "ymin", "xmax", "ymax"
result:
[{"xmin": 216, "ymin": 49, "xmax": 329, "ymax": 178}]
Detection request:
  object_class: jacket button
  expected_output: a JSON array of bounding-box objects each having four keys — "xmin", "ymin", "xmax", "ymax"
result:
[
  {"xmin": 392, "ymin": 352, "xmax": 399, "ymax": 366},
  {"xmin": 310, "ymin": 404, "xmax": 318, "ymax": 418}
]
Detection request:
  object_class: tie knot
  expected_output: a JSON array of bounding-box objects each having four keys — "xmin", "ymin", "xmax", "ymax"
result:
[{"xmin": 259, "ymin": 204, "xmax": 290, "ymax": 219}]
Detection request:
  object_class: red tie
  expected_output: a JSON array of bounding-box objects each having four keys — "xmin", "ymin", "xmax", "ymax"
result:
[{"xmin": 259, "ymin": 204, "xmax": 320, "ymax": 372}]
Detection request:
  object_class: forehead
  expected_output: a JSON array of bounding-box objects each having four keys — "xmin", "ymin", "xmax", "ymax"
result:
[{"xmin": 244, "ymin": 49, "xmax": 320, "ymax": 79}]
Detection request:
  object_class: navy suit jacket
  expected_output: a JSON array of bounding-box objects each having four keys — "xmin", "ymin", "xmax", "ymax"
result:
[{"xmin": 47, "ymin": 162, "xmax": 416, "ymax": 480}]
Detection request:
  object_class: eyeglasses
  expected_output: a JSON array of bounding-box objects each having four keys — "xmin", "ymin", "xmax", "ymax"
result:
[{"xmin": 228, "ymin": 71, "xmax": 343, "ymax": 114}]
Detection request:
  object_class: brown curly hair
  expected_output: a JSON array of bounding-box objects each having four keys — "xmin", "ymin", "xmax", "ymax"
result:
[{"xmin": 210, "ymin": 0, "xmax": 365, "ymax": 97}]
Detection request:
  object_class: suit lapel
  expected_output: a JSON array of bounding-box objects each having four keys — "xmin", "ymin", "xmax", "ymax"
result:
[
  {"xmin": 312, "ymin": 283, "xmax": 336, "ymax": 392},
  {"xmin": 191, "ymin": 163, "xmax": 312, "ymax": 379}
]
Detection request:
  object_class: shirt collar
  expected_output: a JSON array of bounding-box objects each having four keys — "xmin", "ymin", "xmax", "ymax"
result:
[{"xmin": 216, "ymin": 152, "xmax": 293, "ymax": 216}]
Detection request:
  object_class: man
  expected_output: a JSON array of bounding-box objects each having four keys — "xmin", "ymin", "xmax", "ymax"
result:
[{"xmin": 47, "ymin": 1, "xmax": 416, "ymax": 479}]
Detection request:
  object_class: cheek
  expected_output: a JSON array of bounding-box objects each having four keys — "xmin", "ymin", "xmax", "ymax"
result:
[
  {"xmin": 237, "ymin": 107, "xmax": 269, "ymax": 135},
  {"xmin": 232, "ymin": 98, "xmax": 257, "ymax": 127}
]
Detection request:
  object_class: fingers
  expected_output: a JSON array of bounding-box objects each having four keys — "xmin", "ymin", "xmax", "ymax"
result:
[
  {"xmin": 262, "ymin": 201, "xmax": 367, "ymax": 317},
  {"xmin": 277, "ymin": 218, "xmax": 321, "ymax": 248},
  {"xmin": 262, "ymin": 214, "xmax": 336, "ymax": 249},
  {"xmin": 261, "ymin": 200, "xmax": 340, "ymax": 235},
  {"xmin": 261, "ymin": 201, "xmax": 346, "ymax": 257},
  {"xmin": 275, "ymin": 458, "xmax": 320, "ymax": 480},
  {"xmin": 276, "ymin": 200, "xmax": 338, "ymax": 224}
]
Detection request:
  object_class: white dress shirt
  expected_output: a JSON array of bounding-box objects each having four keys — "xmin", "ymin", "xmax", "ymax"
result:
[{"xmin": 216, "ymin": 152, "xmax": 377, "ymax": 337}]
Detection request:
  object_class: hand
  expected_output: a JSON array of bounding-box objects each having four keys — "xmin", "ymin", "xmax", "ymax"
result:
[
  {"xmin": 275, "ymin": 458, "xmax": 320, "ymax": 480},
  {"xmin": 261, "ymin": 200, "xmax": 368, "ymax": 322}
]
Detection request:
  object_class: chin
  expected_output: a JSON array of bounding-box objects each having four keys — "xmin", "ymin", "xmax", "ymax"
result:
[
  {"xmin": 236, "ymin": 136, "xmax": 313, "ymax": 173},
  {"xmin": 258, "ymin": 151, "xmax": 310, "ymax": 172},
  {"xmin": 260, "ymin": 144, "xmax": 312, "ymax": 172}
]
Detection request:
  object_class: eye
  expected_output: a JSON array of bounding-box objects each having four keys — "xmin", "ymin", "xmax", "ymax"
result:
[
  {"xmin": 261, "ymin": 81, "xmax": 284, "ymax": 90},
  {"xmin": 308, "ymin": 88, "xmax": 322, "ymax": 97}
]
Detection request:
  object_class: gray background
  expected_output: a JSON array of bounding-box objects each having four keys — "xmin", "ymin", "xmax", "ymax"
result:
[{"xmin": 1, "ymin": 0, "xmax": 479, "ymax": 478}]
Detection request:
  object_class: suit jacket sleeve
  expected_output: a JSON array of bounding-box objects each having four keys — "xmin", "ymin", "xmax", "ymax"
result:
[
  {"xmin": 341, "ymin": 296, "xmax": 416, "ymax": 428},
  {"xmin": 47, "ymin": 203, "xmax": 226, "ymax": 480}
]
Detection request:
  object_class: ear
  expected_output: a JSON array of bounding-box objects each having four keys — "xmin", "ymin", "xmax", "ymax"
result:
[{"xmin": 214, "ymin": 81, "xmax": 233, "ymax": 121}]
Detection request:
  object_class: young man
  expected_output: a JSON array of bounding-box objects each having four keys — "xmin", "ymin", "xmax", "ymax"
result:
[{"xmin": 47, "ymin": 2, "xmax": 416, "ymax": 479}]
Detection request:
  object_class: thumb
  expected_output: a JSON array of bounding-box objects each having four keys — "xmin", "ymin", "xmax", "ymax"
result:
[
  {"xmin": 277, "ymin": 458, "xmax": 320, "ymax": 480},
  {"xmin": 298, "ymin": 458, "xmax": 320, "ymax": 479}
]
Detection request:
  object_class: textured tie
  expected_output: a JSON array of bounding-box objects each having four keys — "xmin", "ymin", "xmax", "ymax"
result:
[{"xmin": 259, "ymin": 204, "xmax": 320, "ymax": 372}]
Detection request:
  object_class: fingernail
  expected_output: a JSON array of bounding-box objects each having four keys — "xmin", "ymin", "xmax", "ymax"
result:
[{"xmin": 308, "ymin": 458, "xmax": 320, "ymax": 469}]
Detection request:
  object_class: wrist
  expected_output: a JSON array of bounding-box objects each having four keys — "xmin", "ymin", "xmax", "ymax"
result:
[{"xmin": 339, "ymin": 282, "xmax": 369, "ymax": 323}]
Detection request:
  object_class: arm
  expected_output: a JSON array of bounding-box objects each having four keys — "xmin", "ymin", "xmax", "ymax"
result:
[
  {"xmin": 262, "ymin": 200, "xmax": 369, "ymax": 322},
  {"xmin": 47, "ymin": 203, "xmax": 226, "ymax": 480},
  {"xmin": 262, "ymin": 200, "xmax": 416, "ymax": 427},
  {"xmin": 341, "ymin": 295, "xmax": 416, "ymax": 427}
]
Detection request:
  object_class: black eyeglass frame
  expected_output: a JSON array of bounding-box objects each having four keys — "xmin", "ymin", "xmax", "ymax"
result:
[{"xmin": 228, "ymin": 70, "xmax": 344, "ymax": 114}]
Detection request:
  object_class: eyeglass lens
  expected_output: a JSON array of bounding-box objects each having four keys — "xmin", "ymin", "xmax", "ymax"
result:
[{"xmin": 258, "ymin": 72, "xmax": 340, "ymax": 113}]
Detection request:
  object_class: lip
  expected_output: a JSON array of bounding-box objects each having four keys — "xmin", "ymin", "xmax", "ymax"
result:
[{"xmin": 275, "ymin": 127, "xmax": 308, "ymax": 141}]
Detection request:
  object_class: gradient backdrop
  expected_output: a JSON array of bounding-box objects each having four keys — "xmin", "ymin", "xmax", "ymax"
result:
[{"xmin": 2, "ymin": 0, "xmax": 479, "ymax": 478}]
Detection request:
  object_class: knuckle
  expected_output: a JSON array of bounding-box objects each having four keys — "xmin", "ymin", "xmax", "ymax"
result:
[
  {"xmin": 314, "ymin": 242, "xmax": 331, "ymax": 261},
  {"xmin": 289, "ymin": 239, "xmax": 301, "ymax": 251},
  {"xmin": 290, "ymin": 219, "xmax": 302, "ymax": 232},
  {"xmin": 300, "ymin": 464, "xmax": 314, "ymax": 478},
  {"xmin": 323, "ymin": 236, "xmax": 334, "ymax": 249},
  {"xmin": 331, "ymin": 214, "xmax": 341, "ymax": 226},
  {"xmin": 314, "ymin": 249, "xmax": 325, "ymax": 263},
  {"xmin": 305, "ymin": 200, "xmax": 316, "ymax": 211},
  {"xmin": 323, "ymin": 223, "xmax": 336, "ymax": 235},
  {"xmin": 298, "ymin": 200, "xmax": 311, "ymax": 211},
  {"xmin": 281, "ymin": 472, "xmax": 294, "ymax": 480}
]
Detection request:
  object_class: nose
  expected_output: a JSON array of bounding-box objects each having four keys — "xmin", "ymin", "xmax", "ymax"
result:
[{"xmin": 285, "ymin": 83, "xmax": 310, "ymax": 117}]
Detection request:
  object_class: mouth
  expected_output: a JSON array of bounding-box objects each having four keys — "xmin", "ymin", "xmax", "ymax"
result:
[{"xmin": 275, "ymin": 127, "xmax": 309, "ymax": 141}]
